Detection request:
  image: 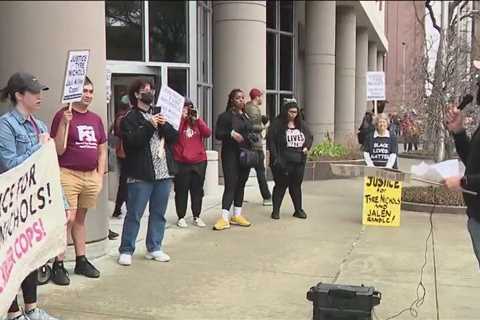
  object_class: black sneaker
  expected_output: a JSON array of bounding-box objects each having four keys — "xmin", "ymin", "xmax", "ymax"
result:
[
  {"xmin": 74, "ymin": 258, "xmax": 100, "ymax": 278},
  {"xmin": 51, "ymin": 261, "xmax": 70, "ymax": 286},
  {"xmin": 108, "ymin": 229, "xmax": 119, "ymax": 240},
  {"xmin": 271, "ymin": 211, "xmax": 280, "ymax": 220},
  {"xmin": 293, "ymin": 209, "xmax": 307, "ymax": 219}
]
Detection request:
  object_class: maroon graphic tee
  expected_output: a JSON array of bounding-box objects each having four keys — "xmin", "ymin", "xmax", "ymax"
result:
[{"xmin": 51, "ymin": 108, "xmax": 107, "ymax": 171}]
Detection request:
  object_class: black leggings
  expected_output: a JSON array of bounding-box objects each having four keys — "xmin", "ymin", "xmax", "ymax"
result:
[
  {"xmin": 174, "ymin": 162, "xmax": 207, "ymax": 218},
  {"xmin": 9, "ymin": 270, "xmax": 37, "ymax": 313},
  {"xmin": 221, "ymin": 149, "xmax": 250, "ymax": 210},
  {"xmin": 272, "ymin": 162, "xmax": 305, "ymax": 214},
  {"xmin": 114, "ymin": 158, "xmax": 128, "ymax": 213}
]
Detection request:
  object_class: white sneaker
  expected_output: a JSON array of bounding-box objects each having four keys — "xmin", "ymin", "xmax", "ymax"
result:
[
  {"xmin": 25, "ymin": 308, "xmax": 59, "ymax": 320},
  {"xmin": 263, "ymin": 198, "xmax": 273, "ymax": 206},
  {"xmin": 193, "ymin": 217, "xmax": 206, "ymax": 227},
  {"xmin": 145, "ymin": 251, "xmax": 170, "ymax": 262},
  {"xmin": 177, "ymin": 218, "xmax": 188, "ymax": 228},
  {"xmin": 118, "ymin": 253, "xmax": 132, "ymax": 266}
]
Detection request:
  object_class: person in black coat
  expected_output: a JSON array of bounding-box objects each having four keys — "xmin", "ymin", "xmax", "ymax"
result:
[
  {"xmin": 445, "ymin": 105, "xmax": 480, "ymax": 267},
  {"xmin": 267, "ymin": 98, "xmax": 313, "ymax": 220},
  {"xmin": 118, "ymin": 79, "xmax": 178, "ymax": 266},
  {"xmin": 213, "ymin": 89, "xmax": 255, "ymax": 231}
]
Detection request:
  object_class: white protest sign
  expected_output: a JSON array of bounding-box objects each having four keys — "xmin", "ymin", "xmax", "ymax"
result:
[
  {"xmin": 156, "ymin": 86, "xmax": 185, "ymax": 130},
  {"xmin": 367, "ymin": 71, "xmax": 385, "ymax": 101},
  {"xmin": 61, "ymin": 50, "xmax": 90, "ymax": 103},
  {"xmin": 0, "ymin": 142, "xmax": 66, "ymax": 315},
  {"xmin": 106, "ymin": 69, "xmax": 112, "ymax": 104}
]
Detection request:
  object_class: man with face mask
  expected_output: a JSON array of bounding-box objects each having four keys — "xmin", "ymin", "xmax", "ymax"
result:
[
  {"xmin": 117, "ymin": 79, "xmax": 178, "ymax": 266},
  {"xmin": 50, "ymin": 76, "xmax": 107, "ymax": 286}
]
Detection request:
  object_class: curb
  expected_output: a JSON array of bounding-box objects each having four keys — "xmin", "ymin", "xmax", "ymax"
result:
[{"xmin": 402, "ymin": 201, "xmax": 466, "ymax": 215}]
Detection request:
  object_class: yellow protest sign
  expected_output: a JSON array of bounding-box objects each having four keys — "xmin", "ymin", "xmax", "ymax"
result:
[{"xmin": 362, "ymin": 176, "xmax": 402, "ymax": 227}]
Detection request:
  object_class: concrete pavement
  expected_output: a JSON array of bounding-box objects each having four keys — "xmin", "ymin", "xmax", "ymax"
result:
[{"xmin": 37, "ymin": 175, "xmax": 480, "ymax": 320}]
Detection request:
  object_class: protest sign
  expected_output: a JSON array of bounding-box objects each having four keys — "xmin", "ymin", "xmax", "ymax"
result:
[
  {"xmin": 362, "ymin": 172, "xmax": 403, "ymax": 227},
  {"xmin": 367, "ymin": 71, "xmax": 385, "ymax": 101},
  {"xmin": 156, "ymin": 86, "xmax": 185, "ymax": 130},
  {"xmin": 61, "ymin": 50, "xmax": 90, "ymax": 104},
  {"xmin": 106, "ymin": 69, "xmax": 112, "ymax": 104},
  {"xmin": 0, "ymin": 142, "xmax": 66, "ymax": 314}
]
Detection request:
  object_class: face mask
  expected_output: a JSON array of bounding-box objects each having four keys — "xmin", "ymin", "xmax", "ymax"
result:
[{"xmin": 140, "ymin": 92, "xmax": 154, "ymax": 105}]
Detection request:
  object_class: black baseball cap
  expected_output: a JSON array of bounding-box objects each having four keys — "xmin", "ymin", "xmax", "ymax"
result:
[{"xmin": 8, "ymin": 72, "xmax": 49, "ymax": 93}]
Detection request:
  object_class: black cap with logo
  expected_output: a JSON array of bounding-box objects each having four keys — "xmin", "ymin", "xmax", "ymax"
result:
[{"xmin": 7, "ymin": 72, "xmax": 49, "ymax": 94}]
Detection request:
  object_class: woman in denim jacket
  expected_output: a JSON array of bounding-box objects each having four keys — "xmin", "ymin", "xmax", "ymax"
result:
[{"xmin": 0, "ymin": 73, "xmax": 60, "ymax": 320}]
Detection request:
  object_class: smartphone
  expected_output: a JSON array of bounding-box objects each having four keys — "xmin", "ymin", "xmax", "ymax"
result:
[{"xmin": 151, "ymin": 106, "xmax": 162, "ymax": 115}]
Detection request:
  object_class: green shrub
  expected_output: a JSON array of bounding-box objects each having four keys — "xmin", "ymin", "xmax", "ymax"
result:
[{"xmin": 308, "ymin": 141, "xmax": 348, "ymax": 160}]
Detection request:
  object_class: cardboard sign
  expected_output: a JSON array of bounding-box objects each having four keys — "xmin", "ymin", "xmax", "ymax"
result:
[
  {"xmin": 362, "ymin": 175, "xmax": 402, "ymax": 227},
  {"xmin": 0, "ymin": 142, "xmax": 66, "ymax": 315},
  {"xmin": 367, "ymin": 71, "xmax": 385, "ymax": 101},
  {"xmin": 156, "ymin": 86, "xmax": 185, "ymax": 130},
  {"xmin": 61, "ymin": 50, "xmax": 90, "ymax": 103}
]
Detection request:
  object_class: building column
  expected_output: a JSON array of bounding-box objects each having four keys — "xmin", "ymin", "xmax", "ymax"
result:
[
  {"xmin": 212, "ymin": 1, "xmax": 266, "ymax": 149},
  {"xmin": 355, "ymin": 28, "xmax": 368, "ymax": 130},
  {"xmin": 377, "ymin": 52, "xmax": 385, "ymax": 72},
  {"xmin": 368, "ymin": 41, "xmax": 378, "ymax": 71},
  {"xmin": 0, "ymin": 1, "xmax": 108, "ymax": 258},
  {"xmin": 305, "ymin": 1, "xmax": 336, "ymax": 142},
  {"xmin": 334, "ymin": 7, "xmax": 356, "ymax": 142}
]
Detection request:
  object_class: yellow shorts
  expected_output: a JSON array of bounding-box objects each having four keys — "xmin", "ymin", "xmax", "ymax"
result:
[{"xmin": 60, "ymin": 168, "xmax": 102, "ymax": 210}]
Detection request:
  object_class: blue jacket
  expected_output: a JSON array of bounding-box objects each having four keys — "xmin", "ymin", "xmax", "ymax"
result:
[{"xmin": 0, "ymin": 107, "xmax": 48, "ymax": 173}]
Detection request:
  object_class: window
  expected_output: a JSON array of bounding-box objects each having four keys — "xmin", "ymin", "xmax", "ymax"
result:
[
  {"xmin": 168, "ymin": 68, "xmax": 188, "ymax": 96},
  {"xmin": 266, "ymin": 1, "xmax": 294, "ymax": 116},
  {"xmin": 105, "ymin": 1, "xmax": 144, "ymax": 61},
  {"xmin": 106, "ymin": 1, "xmax": 190, "ymax": 63},
  {"xmin": 149, "ymin": 1, "xmax": 188, "ymax": 63},
  {"xmin": 197, "ymin": 1, "xmax": 213, "ymax": 148}
]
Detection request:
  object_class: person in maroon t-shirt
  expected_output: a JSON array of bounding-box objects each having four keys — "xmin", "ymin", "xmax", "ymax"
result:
[
  {"xmin": 49, "ymin": 77, "xmax": 107, "ymax": 286},
  {"xmin": 172, "ymin": 98, "xmax": 211, "ymax": 228}
]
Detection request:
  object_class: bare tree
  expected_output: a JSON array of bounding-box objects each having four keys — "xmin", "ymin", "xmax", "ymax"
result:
[{"xmin": 411, "ymin": 0, "xmax": 476, "ymax": 161}]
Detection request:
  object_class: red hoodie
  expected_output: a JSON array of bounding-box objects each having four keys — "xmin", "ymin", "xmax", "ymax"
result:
[{"xmin": 173, "ymin": 117, "xmax": 212, "ymax": 164}]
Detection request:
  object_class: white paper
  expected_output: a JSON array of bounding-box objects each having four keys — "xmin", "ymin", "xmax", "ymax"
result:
[
  {"xmin": 156, "ymin": 86, "xmax": 185, "ymax": 130},
  {"xmin": 410, "ymin": 159, "xmax": 465, "ymax": 182},
  {"xmin": 61, "ymin": 50, "xmax": 90, "ymax": 103},
  {"xmin": 367, "ymin": 71, "xmax": 385, "ymax": 101}
]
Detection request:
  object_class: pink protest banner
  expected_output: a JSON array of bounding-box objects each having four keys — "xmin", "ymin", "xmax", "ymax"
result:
[{"xmin": 0, "ymin": 141, "xmax": 66, "ymax": 314}]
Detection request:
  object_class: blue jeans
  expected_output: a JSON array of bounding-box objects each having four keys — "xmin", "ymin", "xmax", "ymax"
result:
[{"xmin": 119, "ymin": 179, "xmax": 172, "ymax": 254}]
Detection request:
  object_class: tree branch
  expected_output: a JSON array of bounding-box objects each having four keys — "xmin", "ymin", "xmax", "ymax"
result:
[{"xmin": 426, "ymin": 0, "xmax": 442, "ymax": 32}]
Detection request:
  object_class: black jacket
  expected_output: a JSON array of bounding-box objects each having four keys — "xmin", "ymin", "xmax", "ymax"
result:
[
  {"xmin": 215, "ymin": 110, "xmax": 255, "ymax": 156},
  {"xmin": 121, "ymin": 107, "xmax": 178, "ymax": 182},
  {"xmin": 267, "ymin": 115, "xmax": 313, "ymax": 170},
  {"xmin": 453, "ymin": 129, "xmax": 480, "ymax": 222}
]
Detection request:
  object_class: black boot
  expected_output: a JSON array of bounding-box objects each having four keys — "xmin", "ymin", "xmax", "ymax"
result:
[
  {"xmin": 271, "ymin": 211, "xmax": 280, "ymax": 220},
  {"xmin": 74, "ymin": 256, "xmax": 100, "ymax": 278},
  {"xmin": 51, "ymin": 260, "xmax": 70, "ymax": 286},
  {"xmin": 293, "ymin": 209, "xmax": 307, "ymax": 219}
]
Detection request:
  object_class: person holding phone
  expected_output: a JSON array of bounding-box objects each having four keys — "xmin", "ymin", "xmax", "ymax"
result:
[
  {"xmin": 0, "ymin": 72, "xmax": 60, "ymax": 320},
  {"xmin": 173, "ymin": 98, "xmax": 212, "ymax": 228},
  {"xmin": 118, "ymin": 79, "xmax": 178, "ymax": 266}
]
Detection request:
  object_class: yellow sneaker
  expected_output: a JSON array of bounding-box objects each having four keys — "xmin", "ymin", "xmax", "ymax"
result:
[
  {"xmin": 230, "ymin": 215, "xmax": 252, "ymax": 227},
  {"xmin": 213, "ymin": 218, "xmax": 230, "ymax": 231}
]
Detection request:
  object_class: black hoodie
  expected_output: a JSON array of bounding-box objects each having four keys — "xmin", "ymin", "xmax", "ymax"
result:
[
  {"xmin": 454, "ymin": 129, "xmax": 480, "ymax": 222},
  {"xmin": 266, "ymin": 104, "xmax": 313, "ymax": 170}
]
